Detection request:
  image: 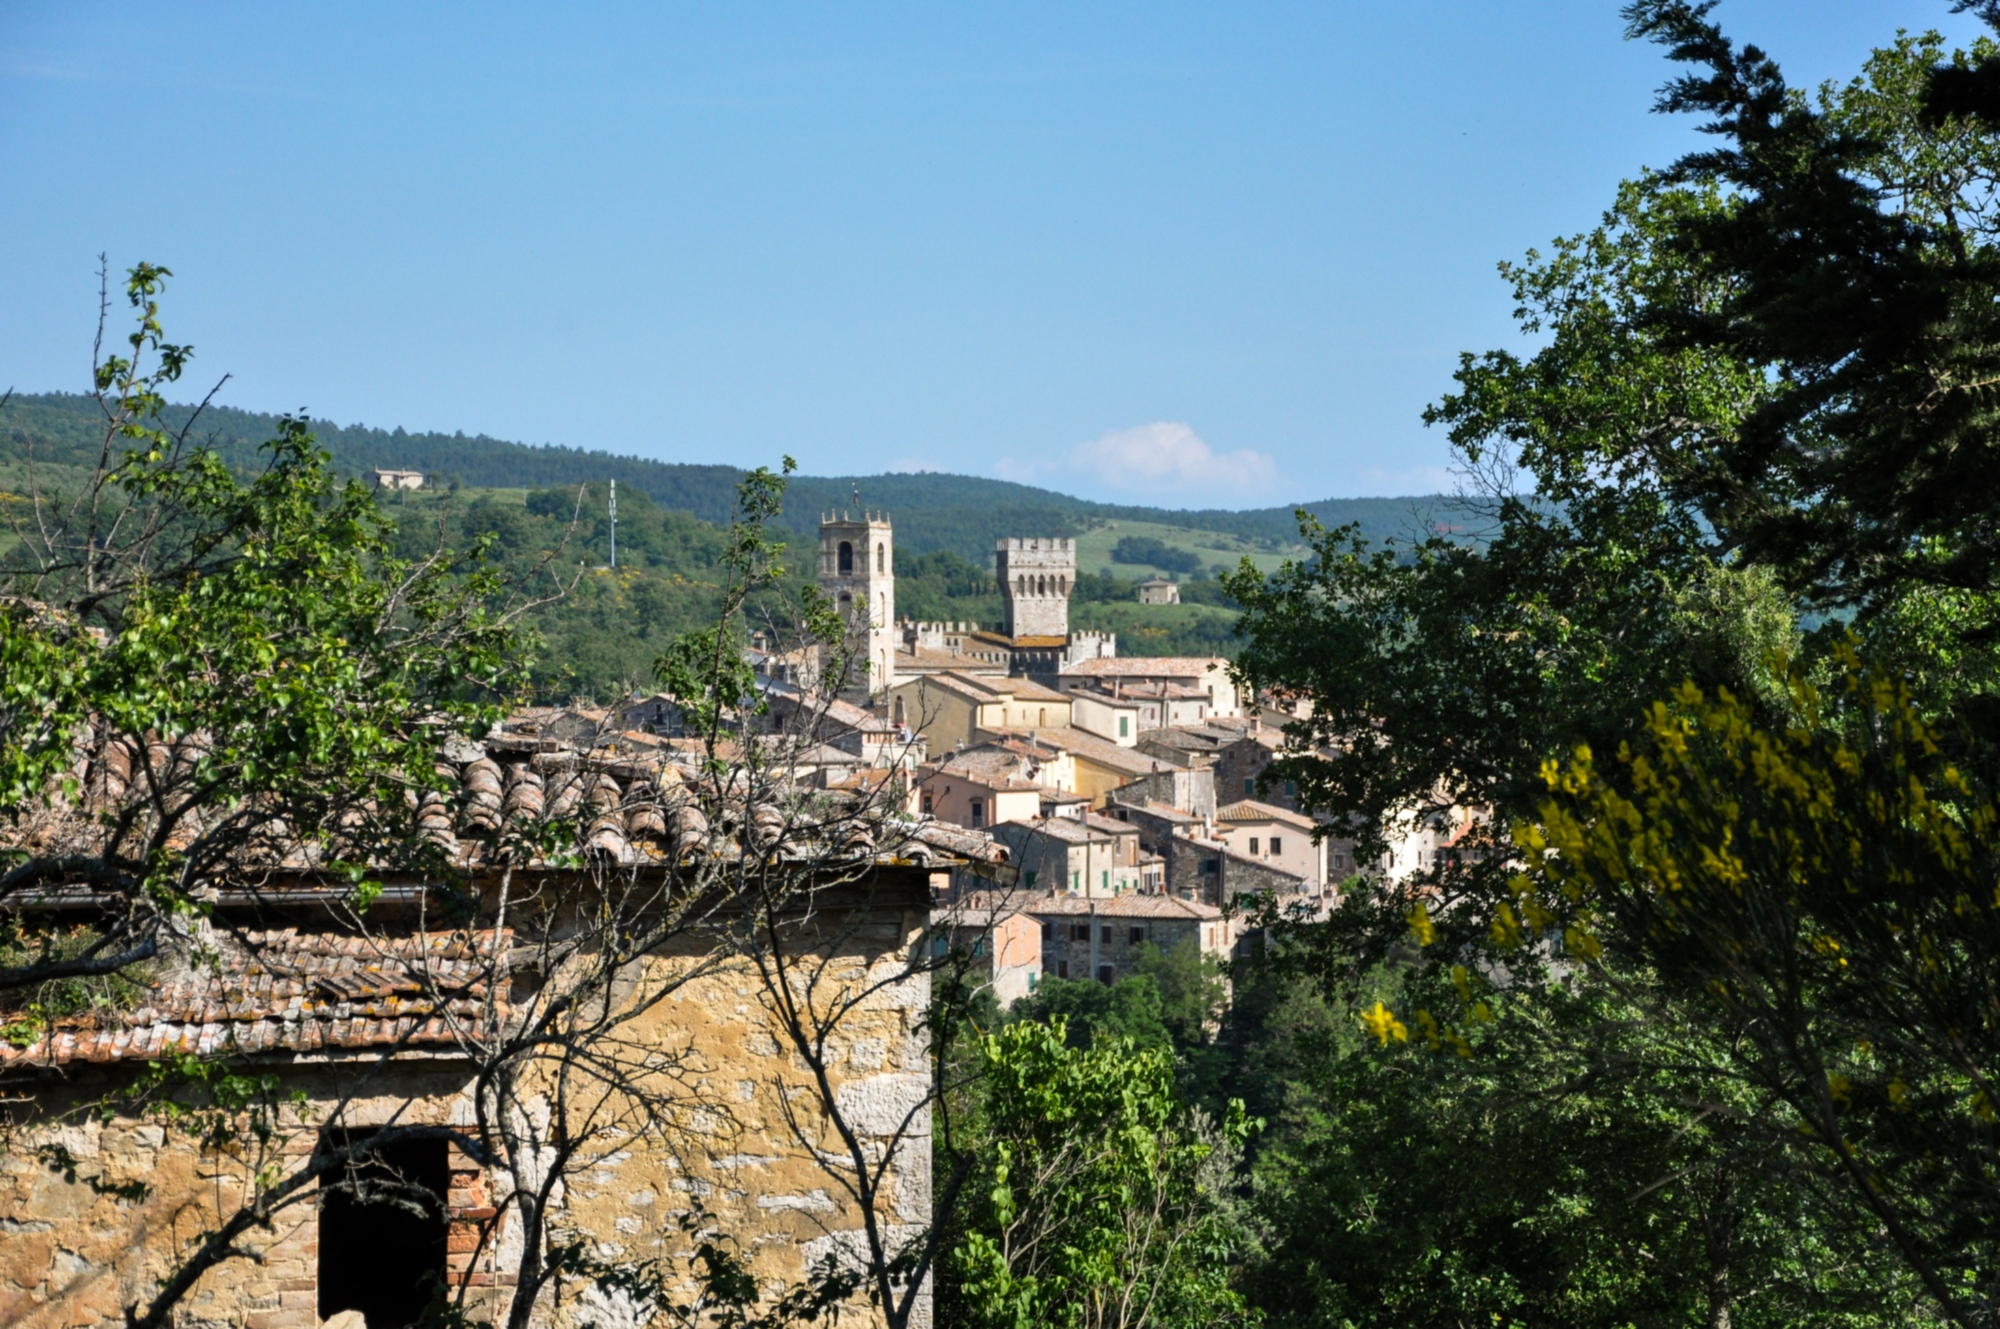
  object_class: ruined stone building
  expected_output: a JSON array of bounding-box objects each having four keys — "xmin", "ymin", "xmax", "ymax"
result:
[{"xmin": 0, "ymin": 707, "xmax": 1011, "ymax": 1329}]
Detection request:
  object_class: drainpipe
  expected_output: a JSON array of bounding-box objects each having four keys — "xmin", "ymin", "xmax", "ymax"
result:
[{"xmin": 1089, "ymin": 899, "xmax": 1100, "ymax": 982}]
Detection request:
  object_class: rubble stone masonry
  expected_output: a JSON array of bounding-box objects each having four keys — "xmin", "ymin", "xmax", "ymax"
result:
[{"xmin": 0, "ymin": 891, "xmax": 933, "ymax": 1329}]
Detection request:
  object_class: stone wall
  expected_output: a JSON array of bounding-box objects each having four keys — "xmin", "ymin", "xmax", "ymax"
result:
[{"xmin": 0, "ymin": 882, "xmax": 934, "ymax": 1329}]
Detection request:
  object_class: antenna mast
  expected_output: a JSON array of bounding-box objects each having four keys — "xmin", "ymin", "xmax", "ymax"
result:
[{"xmin": 608, "ymin": 479, "xmax": 617, "ymax": 569}]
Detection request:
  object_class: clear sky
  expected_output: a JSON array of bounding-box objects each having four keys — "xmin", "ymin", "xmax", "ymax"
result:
[{"xmin": 1, "ymin": 2, "xmax": 1988, "ymax": 508}]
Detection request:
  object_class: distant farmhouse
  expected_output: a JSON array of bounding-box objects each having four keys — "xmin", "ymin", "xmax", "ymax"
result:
[
  {"xmin": 1137, "ymin": 576, "xmax": 1180, "ymax": 605},
  {"xmin": 366, "ymin": 467, "xmax": 426, "ymax": 490}
]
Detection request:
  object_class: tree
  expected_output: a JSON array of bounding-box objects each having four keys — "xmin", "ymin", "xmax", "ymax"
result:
[
  {"xmin": 1510, "ymin": 653, "xmax": 2000, "ymax": 1328},
  {"xmin": 1222, "ymin": 17, "xmax": 2000, "ymax": 1328},
  {"xmin": 1246, "ymin": 925, "xmax": 1933, "ymax": 1329},
  {"xmin": 1616, "ymin": 4, "xmax": 2000, "ymax": 614},
  {"xmin": 0, "ymin": 261, "xmax": 522, "ymax": 996},
  {"xmin": 948, "ymin": 1018, "xmax": 1256, "ymax": 1329}
]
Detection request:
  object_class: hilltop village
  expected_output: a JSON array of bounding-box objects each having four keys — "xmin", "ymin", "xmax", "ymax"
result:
[{"xmin": 754, "ymin": 511, "xmax": 1472, "ymax": 1002}]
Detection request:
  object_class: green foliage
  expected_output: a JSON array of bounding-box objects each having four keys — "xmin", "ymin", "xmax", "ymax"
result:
[
  {"xmin": 1220, "ymin": 19, "xmax": 2000, "ymax": 1329},
  {"xmin": 1245, "ymin": 945, "xmax": 1930, "ymax": 1329},
  {"xmin": 0, "ymin": 922, "xmax": 151, "ymax": 1048},
  {"xmin": 1618, "ymin": 10, "xmax": 2000, "ymax": 611},
  {"xmin": 1009, "ymin": 972, "xmax": 1172, "ymax": 1052},
  {"xmin": 1, "ymin": 393, "xmax": 1459, "ymax": 568},
  {"xmin": 1510, "ymin": 651, "xmax": 2000, "ymax": 1326},
  {"xmin": 948, "ymin": 1018, "xmax": 1257, "ymax": 1329},
  {"xmin": 0, "ymin": 265, "xmax": 519, "ymax": 993},
  {"xmin": 1112, "ymin": 536, "xmax": 1203, "ymax": 576}
]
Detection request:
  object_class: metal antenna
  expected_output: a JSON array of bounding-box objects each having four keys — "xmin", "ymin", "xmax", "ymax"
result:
[{"xmin": 608, "ymin": 479, "xmax": 617, "ymax": 569}]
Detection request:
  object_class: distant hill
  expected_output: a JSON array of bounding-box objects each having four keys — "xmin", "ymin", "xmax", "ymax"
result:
[{"xmin": 0, "ymin": 392, "xmax": 1463, "ymax": 562}]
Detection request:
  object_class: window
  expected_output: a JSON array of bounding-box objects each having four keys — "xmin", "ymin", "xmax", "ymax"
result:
[
  {"xmin": 1101, "ymin": 870, "xmax": 1109, "ymax": 891},
  {"xmin": 1072, "ymin": 870, "xmax": 1080, "ymax": 891},
  {"xmin": 1248, "ymin": 837, "xmax": 1259, "ymax": 855},
  {"xmin": 1058, "ymin": 960, "xmax": 1069, "ymax": 979},
  {"xmin": 1097, "ymin": 964, "xmax": 1115, "ymax": 984},
  {"xmin": 1129, "ymin": 926, "xmax": 1146, "ymax": 945},
  {"xmin": 1072, "ymin": 923, "xmax": 1091, "ymax": 941},
  {"xmin": 1271, "ymin": 836, "xmax": 1283, "ymax": 856},
  {"xmin": 1100, "ymin": 925, "xmax": 1113, "ymax": 945},
  {"xmin": 877, "ymin": 543, "xmax": 886, "ymax": 573},
  {"xmin": 1285, "ymin": 780, "xmax": 1296, "ymax": 797},
  {"xmin": 838, "ymin": 541, "xmax": 854, "ymax": 574},
  {"xmin": 1119, "ymin": 716, "xmax": 1130, "ymax": 738},
  {"xmin": 319, "ymin": 1131, "xmax": 448, "ymax": 1329},
  {"xmin": 922, "ymin": 793, "xmax": 934, "ymax": 815},
  {"xmin": 1244, "ymin": 777, "xmax": 1254, "ymax": 796},
  {"xmin": 972, "ymin": 938, "xmax": 986, "ymax": 957},
  {"xmin": 1201, "ymin": 859, "xmax": 1218, "ymax": 875},
  {"xmin": 1038, "ymin": 707, "xmax": 1047, "ymax": 727},
  {"xmin": 970, "ymin": 799, "xmax": 984, "ymax": 827},
  {"xmin": 1025, "ymin": 870, "xmax": 1037, "ymax": 889}
]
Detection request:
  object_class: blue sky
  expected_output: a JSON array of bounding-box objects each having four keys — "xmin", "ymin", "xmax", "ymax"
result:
[{"xmin": 1, "ymin": 3, "xmax": 1988, "ymax": 508}]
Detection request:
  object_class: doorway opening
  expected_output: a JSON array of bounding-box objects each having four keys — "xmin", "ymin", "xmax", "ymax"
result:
[{"xmin": 318, "ymin": 1130, "xmax": 450, "ymax": 1329}]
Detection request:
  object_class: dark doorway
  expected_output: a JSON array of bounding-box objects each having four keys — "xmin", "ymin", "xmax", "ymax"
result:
[{"xmin": 318, "ymin": 1131, "xmax": 449, "ymax": 1329}]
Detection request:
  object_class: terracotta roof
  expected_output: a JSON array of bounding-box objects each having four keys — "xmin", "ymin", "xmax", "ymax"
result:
[
  {"xmin": 5, "ymin": 703, "xmax": 1005, "ymax": 878},
  {"xmin": 1080, "ymin": 811, "xmax": 1139, "ymax": 835},
  {"xmin": 1217, "ymin": 799, "xmax": 1318, "ymax": 830},
  {"xmin": 899, "ymin": 671, "xmax": 1069, "ymax": 706},
  {"xmin": 994, "ymin": 817, "xmax": 1111, "ymax": 844},
  {"xmin": 1112, "ymin": 799, "xmax": 1203, "ymax": 825},
  {"xmin": 1069, "ymin": 679, "xmax": 1208, "ymax": 703},
  {"xmin": 999, "ymin": 677, "xmax": 1071, "ymax": 703},
  {"xmin": 1023, "ymin": 893, "xmax": 1221, "ymax": 920},
  {"xmin": 0, "ymin": 928, "xmax": 508, "ymax": 1070},
  {"xmin": 1063, "ymin": 657, "xmax": 1225, "ymax": 679},
  {"xmin": 987, "ymin": 727, "xmax": 1165, "ymax": 777}
]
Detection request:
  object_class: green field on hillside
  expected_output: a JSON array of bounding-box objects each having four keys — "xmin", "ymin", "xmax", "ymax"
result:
[{"xmin": 1073, "ymin": 518, "xmax": 1304, "ymax": 579}]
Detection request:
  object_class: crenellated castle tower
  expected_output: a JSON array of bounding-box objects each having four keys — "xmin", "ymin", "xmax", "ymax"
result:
[{"xmin": 996, "ymin": 537, "xmax": 1073, "ymax": 639}]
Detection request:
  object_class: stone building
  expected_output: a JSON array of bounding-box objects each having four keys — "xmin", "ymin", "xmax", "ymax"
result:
[
  {"xmin": 0, "ymin": 707, "xmax": 1012, "ymax": 1329},
  {"xmin": 1136, "ymin": 576, "xmax": 1180, "ymax": 605},
  {"xmin": 996, "ymin": 537, "xmax": 1075, "ymax": 640},
  {"xmin": 818, "ymin": 511, "xmax": 896, "ymax": 697},
  {"xmin": 1059, "ymin": 657, "xmax": 1239, "ymax": 719},
  {"xmin": 888, "ymin": 671, "xmax": 1072, "ymax": 751},
  {"xmin": 366, "ymin": 468, "xmax": 426, "ymax": 491},
  {"xmin": 1024, "ymin": 894, "xmax": 1230, "ymax": 983},
  {"xmin": 1215, "ymin": 799, "xmax": 1329, "ymax": 891},
  {"xmin": 988, "ymin": 814, "xmax": 1144, "ymax": 899},
  {"xmin": 932, "ymin": 903, "xmax": 1042, "ymax": 1008}
]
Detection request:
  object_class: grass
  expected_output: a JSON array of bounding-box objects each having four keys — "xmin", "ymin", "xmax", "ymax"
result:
[{"xmin": 1072, "ymin": 518, "xmax": 1303, "ymax": 580}]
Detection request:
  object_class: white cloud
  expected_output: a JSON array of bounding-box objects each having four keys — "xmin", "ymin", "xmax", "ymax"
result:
[{"xmin": 997, "ymin": 422, "xmax": 1285, "ymax": 507}]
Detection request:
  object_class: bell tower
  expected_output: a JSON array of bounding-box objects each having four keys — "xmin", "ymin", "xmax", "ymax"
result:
[{"xmin": 817, "ymin": 511, "xmax": 896, "ymax": 696}]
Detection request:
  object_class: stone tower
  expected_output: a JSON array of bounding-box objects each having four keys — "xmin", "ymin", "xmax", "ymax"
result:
[
  {"xmin": 818, "ymin": 511, "xmax": 896, "ymax": 695},
  {"xmin": 997, "ymin": 537, "xmax": 1074, "ymax": 640}
]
